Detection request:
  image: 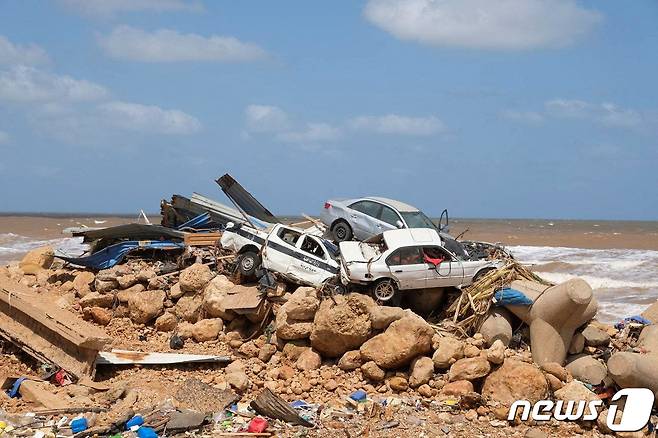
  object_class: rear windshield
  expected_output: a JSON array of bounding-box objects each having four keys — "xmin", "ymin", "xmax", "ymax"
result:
[{"xmin": 400, "ymin": 211, "xmax": 437, "ymax": 230}]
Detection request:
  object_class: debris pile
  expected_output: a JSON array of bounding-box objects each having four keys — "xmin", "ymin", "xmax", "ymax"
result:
[{"xmin": 1, "ymin": 174, "xmax": 657, "ymax": 437}]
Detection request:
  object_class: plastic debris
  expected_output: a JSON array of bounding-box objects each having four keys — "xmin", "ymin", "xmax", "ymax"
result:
[
  {"xmin": 126, "ymin": 415, "xmax": 144, "ymax": 430},
  {"xmin": 247, "ymin": 416, "xmax": 268, "ymax": 433},
  {"xmin": 349, "ymin": 390, "xmax": 367, "ymax": 402},
  {"xmin": 70, "ymin": 417, "xmax": 88, "ymax": 433},
  {"xmin": 137, "ymin": 426, "xmax": 158, "ymax": 438}
]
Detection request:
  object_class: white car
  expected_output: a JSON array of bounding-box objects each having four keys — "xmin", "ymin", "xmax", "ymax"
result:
[
  {"xmin": 339, "ymin": 228, "xmax": 503, "ymax": 303},
  {"xmin": 220, "ymin": 222, "xmax": 340, "ymax": 288}
]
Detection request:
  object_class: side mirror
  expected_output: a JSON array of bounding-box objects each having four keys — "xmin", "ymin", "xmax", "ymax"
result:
[{"xmin": 396, "ymin": 220, "xmax": 404, "ymax": 229}]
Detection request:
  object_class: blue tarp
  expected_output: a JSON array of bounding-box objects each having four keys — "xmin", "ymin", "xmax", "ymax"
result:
[
  {"xmin": 57, "ymin": 240, "xmax": 184, "ymax": 270},
  {"xmin": 494, "ymin": 288, "xmax": 534, "ymax": 306}
]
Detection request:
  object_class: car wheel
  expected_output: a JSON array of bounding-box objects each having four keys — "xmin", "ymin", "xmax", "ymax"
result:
[
  {"xmin": 237, "ymin": 251, "xmax": 260, "ymax": 280},
  {"xmin": 331, "ymin": 220, "xmax": 353, "ymax": 242},
  {"xmin": 372, "ymin": 278, "xmax": 400, "ymax": 306}
]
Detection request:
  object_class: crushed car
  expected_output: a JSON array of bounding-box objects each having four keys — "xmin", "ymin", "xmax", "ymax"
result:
[
  {"xmin": 220, "ymin": 222, "xmax": 340, "ymax": 288},
  {"xmin": 319, "ymin": 196, "xmax": 449, "ymax": 242},
  {"xmin": 339, "ymin": 228, "xmax": 504, "ymax": 304}
]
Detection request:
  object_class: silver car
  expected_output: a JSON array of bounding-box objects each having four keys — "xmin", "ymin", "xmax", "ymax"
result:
[{"xmin": 320, "ymin": 197, "xmax": 447, "ymax": 242}]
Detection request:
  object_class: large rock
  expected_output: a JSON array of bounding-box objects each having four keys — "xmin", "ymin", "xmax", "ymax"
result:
[
  {"xmin": 276, "ymin": 312, "xmax": 314, "ymax": 340},
  {"xmin": 409, "ymin": 356, "xmax": 434, "ymax": 388},
  {"xmin": 641, "ymin": 300, "xmax": 658, "ymax": 324},
  {"xmin": 285, "ymin": 287, "xmax": 320, "ymax": 320},
  {"xmin": 116, "ymin": 274, "xmax": 137, "ymax": 289},
  {"xmin": 94, "ymin": 278, "xmax": 118, "ymax": 293},
  {"xmin": 82, "ymin": 306, "xmax": 112, "ymax": 326},
  {"xmin": 169, "ymin": 282, "xmax": 185, "ymax": 300},
  {"xmin": 554, "ymin": 380, "xmax": 599, "ymax": 403},
  {"xmin": 19, "ymin": 246, "xmax": 54, "ymax": 274},
  {"xmin": 369, "ymin": 306, "xmax": 406, "ymax": 330},
  {"xmin": 565, "ymin": 354, "xmax": 607, "ymax": 385},
  {"xmin": 117, "ymin": 284, "xmax": 145, "ymax": 303},
  {"xmin": 540, "ymin": 362, "xmax": 570, "ymax": 382},
  {"xmin": 174, "ymin": 293, "xmax": 203, "ymax": 323},
  {"xmin": 80, "ymin": 292, "xmax": 114, "ymax": 309},
  {"xmin": 128, "ymin": 290, "xmax": 165, "ymax": 324},
  {"xmin": 73, "ymin": 271, "xmax": 95, "ymax": 296},
  {"xmin": 486, "ymin": 339, "xmax": 505, "ymax": 365},
  {"xmin": 179, "ymin": 263, "xmax": 213, "ymax": 293},
  {"xmin": 481, "ymin": 359, "xmax": 548, "ymax": 406},
  {"xmin": 360, "ymin": 314, "xmax": 433, "ymax": 369},
  {"xmin": 295, "ymin": 349, "xmax": 322, "ymax": 371},
  {"xmin": 581, "ymin": 325, "xmax": 611, "ymax": 347},
  {"xmin": 361, "ymin": 361, "xmax": 385, "ymax": 382},
  {"xmin": 439, "ymin": 380, "xmax": 474, "ymax": 398},
  {"xmin": 432, "ymin": 336, "xmax": 464, "ymax": 369},
  {"xmin": 191, "ymin": 319, "xmax": 223, "ymax": 342},
  {"xmin": 155, "ymin": 312, "xmax": 178, "ymax": 332},
  {"xmin": 203, "ymin": 275, "xmax": 236, "ymax": 320},
  {"xmin": 338, "ymin": 350, "xmax": 363, "ymax": 371},
  {"xmin": 310, "ymin": 294, "xmax": 373, "ymax": 357},
  {"xmin": 448, "ymin": 357, "xmax": 491, "ymax": 382}
]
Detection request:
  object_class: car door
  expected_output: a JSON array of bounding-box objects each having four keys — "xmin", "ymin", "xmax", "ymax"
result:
[
  {"xmin": 262, "ymin": 226, "xmax": 301, "ymax": 274},
  {"xmin": 285, "ymin": 235, "xmax": 334, "ymax": 286},
  {"xmin": 386, "ymin": 246, "xmax": 427, "ymax": 290},
  {"xmin": 423, "ymin": 245, "xmax": 466, "ymax": 287},
  {"xmin": 347, "ymin": 200, "xmax": 383, "ymax": 240},
  {"xmin": 376, "ymin": 205, "xmax": 403, "ymax": 234}
]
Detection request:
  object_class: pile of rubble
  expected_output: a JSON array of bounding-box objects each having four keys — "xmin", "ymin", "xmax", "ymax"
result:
[{"xmin": 2, "ymin": 241, "xmax": 658, "ymax": 438}]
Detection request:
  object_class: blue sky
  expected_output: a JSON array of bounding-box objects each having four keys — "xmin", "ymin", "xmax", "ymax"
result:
[{"xmin": 0, "ymin": 0, "xmax": 656, "ymax": 220}]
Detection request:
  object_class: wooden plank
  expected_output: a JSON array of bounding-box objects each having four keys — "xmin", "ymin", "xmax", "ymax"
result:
[
  {"xmin": 19, "ymin": 380, "xmax": 72, "ymax": 409},
  {"xmin": 184, "ymin": 232, "xmax": 222, "ymax": 246},
  {"xmin": 0, "ymin": 274, "xmax": 110, "ymax": 379},
  {"xmin": 96, "ymin": 349, "xmax": 231, "ymax": 365}
]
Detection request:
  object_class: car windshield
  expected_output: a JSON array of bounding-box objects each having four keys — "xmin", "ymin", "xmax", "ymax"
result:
[{"xmin": 400, "ymin": 211, "xmax": 437, "ymax": 230}]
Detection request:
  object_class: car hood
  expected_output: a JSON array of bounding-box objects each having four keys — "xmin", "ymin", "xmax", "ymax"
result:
[{"xmin": 338, "ymin": 241, "xmax": 368, "ymax": 263}]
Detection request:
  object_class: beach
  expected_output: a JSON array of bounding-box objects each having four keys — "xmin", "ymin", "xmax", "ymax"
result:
[{"xmin": 1, "ymin": 214, "xmax": 657, "ymax": 323}]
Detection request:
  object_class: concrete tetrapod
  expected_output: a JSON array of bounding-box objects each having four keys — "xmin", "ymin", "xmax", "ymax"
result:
[
  {"xmin": 607, "ymin": 324, "xmax": 658, "ymax": 397},
  {"xmin": 478, "ymin": 307, "xmax": 514, "ymax": 347},
  {"xmin": 503, "ymin": 279, "xmax": 597, "ymax": 366}
]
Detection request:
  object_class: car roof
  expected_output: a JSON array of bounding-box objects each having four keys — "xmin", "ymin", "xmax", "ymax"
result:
[
  {"xmin": 363, "ymin": 197, "xmax": 419, "ymax": 212},
  {"xmin": 382, "ymin": 228, "xmax": 442, "ymax": 248}
]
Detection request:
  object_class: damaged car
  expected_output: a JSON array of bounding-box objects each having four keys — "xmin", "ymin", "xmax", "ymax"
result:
[
  {"xmin": 220, "ymin": 222, "xmax": 340, "ymax": 288},
  {"xmin": 339, "ymin": 228, "xmax": 504, "ymax": 303}
]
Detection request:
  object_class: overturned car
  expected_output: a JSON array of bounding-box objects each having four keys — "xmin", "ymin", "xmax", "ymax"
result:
[{"xmin": 339, "ymin": 228, "xmax": 504, "ymax": 304}]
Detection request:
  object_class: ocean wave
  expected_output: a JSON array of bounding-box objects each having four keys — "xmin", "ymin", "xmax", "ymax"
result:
[
  {"xmin": 534, "ymin": 271, "xmax": 658, "ymax": 290},
  {"xmin": 0, "ymin": 233, "xmax": 87, "ymax": 263}
]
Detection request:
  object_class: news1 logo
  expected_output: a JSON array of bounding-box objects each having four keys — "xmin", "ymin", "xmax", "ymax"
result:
[{"xmin": 508, "ymin": 388, "xmax": 654, "ymax": 432}]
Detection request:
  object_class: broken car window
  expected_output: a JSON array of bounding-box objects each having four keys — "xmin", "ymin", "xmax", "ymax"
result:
[
  {"xmin": 277, "ymin": 227, "xmax": 302, "ymax": 246},
  {"xmin": 400, "ymin": 211, "xmax": 437, "ymax": 230},
  {"xmin": 300, "ymin": 236, "xmax": 326, "ymax": 259},
  {"xmin": 386, "ymin": 246, "xmax": 423, "ymax": 266},
  {"xmin": 379, "ymin": 206, "xmax": 401, "ymax": 226},
  {"xmin": 350, "ymin": 201, "xmax": 383, "ymax": 219}
]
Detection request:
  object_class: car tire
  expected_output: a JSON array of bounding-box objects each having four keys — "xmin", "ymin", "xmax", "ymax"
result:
[
  {"xmin": 331, "ymin": 220, "xmax": 353, "ymax": 242},
  {"xmin": 237, "ymin": 251, "xmax": 260, "ymax": 280},
  {"xmin": 371, "ymin": 278, "xmax": 401, "ymax": 306}
]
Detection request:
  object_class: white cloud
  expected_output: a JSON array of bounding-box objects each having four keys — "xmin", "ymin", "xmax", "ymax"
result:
[
  {"xmin": 58, "ymin": 0, "xmax": 202, "ymax": 17},
  {"xmin": 98, "ymin": 101, "xmax": 201, "ymax": 134},
  {"xmin": 99, "ymin": 26, "xmax": 267, "ymax": 62},
  {"xmin": 245, "ymin": 104, "xmax": 290, "ymax": 133},
  {"xmin": 364, "ymin": 0, "xmax": 602, "ymax": 50},
  {"xmin": 350, "ymin": 114, "xmax": 445, "ymax": 135},
  {"xmin": 0, "ymin": 36, "xmax": 49, "ymax": 66},
  {"xmin": 0, "ymin": 66, "xmax": 108, "ymax": 103},
  {"xmin": 0, "ymin": 130, "xmax": 9, "ymax": 144},
  {"xmin": 276, "ymin": 123, "xmax": 342, "ymax": 143},
  {"xmin": 545, "ymin": 99, "xmax": 643, "ymax": 128},
  {"xmin": 500, "ymin": 109, "xmax": 544, "ymax": 124}
]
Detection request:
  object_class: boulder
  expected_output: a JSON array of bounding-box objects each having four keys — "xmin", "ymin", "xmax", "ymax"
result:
[
  {"xmin": 174, "ymin": 293, "xmax": 203, "ymax": 323},
  {"xmin": 554, "ymin": 380, "xmax": 599, "ymax": 403},
  {"xmin": 191, "ymin": 319, "xmax": 223, "ymax": 342},
  {"xmin": 369, "ymin": 306, "xmax": 406, "ymax": 330},
  {"xmin": 285, "ymin": 287, "xmax": 320, "ymax": 320},
  {"xmin": 96, "ymin": 268, "xmax": 118, "ymax": 281},
  {"xmin": 169, "ymin": 282, "xmax": 185, "ymax": 300},
  {"xmin": 295, "ymin": 349, "xmax": 322, "ymax": 371},
  {"xmin": 361, "ymin": 361, "xmax": 385, "ymax": 382},
  {"xmin": 546, "ymin": 374, "xmax": 564, "ymax": 391},
  {"xmin": 360, "ymin": 315, "xmax": 433, "ymax": 369},
  {"xmin": 179, "ymin": 263, "xmax": 213, "ymax": 293},
  {"xmin": 448, "ymin": 356, "xmax": 491, "ymax": 382},
  {"xmin": 540, "ymin": 362, "xmax": 570, "ymax": 382},
  {"xmin": 565, "ymin": 354, "xmax": 607, "ymax": 385},
  {"xmin": 568, "ymin": 332, "xmax": 585, "ymax": 354},
  {"xmin": 80, "ymin": 292, "xmax": 114, "ymax": 309},
  {"xmin": 486, "ymin": 339, "xmax": 505, "ymax": 365},
  {"xmin": 310, "ymin": 294, "xmax": 373, "ymax": 357},
  {"xmin": 226, "ymin": 371, "xmax": 250, "ymax": 392},
  {"xmin": 432, "ymin": 336, "xmax": 464, "ymax": 369},
  {"xmin": 276, "ymin": 312, "xmax": 314, "ymax": 340},
  {"xmin": 155, "ymin": 312, "xmax": 178, "ymax": 332},
  {"xmin": 136, "ymin": 269, "xmax": 156, "ymax": 282},
  {"xmin": 128, "ymin": 290, "xmax": 165, "ymax": 324},
  {"xmin": 203, "ymin": 275, "xmax": 237, "ymax": 320},
  {"xmin": 581, "ymin": 325, "xmax": 611, "ymax": 347},
  {"xmin": 388, "ymin": 376, "xmax": 409, "ymax": 392},
  {"xmin": 73, "ymin": 271, "xmax": 95, "ymax": 295},
  {"xmin": 19, "ymin": 246, "xmax": 54, "ymax": 274},
  {"xmin": 116, "ymin": 284, "xmax": 145, "ymax": 303},
  {"xmin": 116, "ymin": 274, "xmax": 138, "ymax": 289},
  {"xmin": 439, "ymin": 380, "xmax": 474, "ymax": 398},
  {"xmin": 82, "ymin": 307, "xmax": 112, "ymax": 326},
  {"xmin": 478, "ymin": 307, "xmax": 514, "ymax": 347},
  {"xmin": 409, "ymin": 356, "xmax": 434, "ymax": 388},
  {"xmin": 481, "ymin": 359, "xmax": 548, "ymax": 406},
  {"xmin": 282, "ymin": 342, "xmax": 309, "ymax": 361},
  {"xmin": 177, "ymin": 322, "xmax": 195, "ymax": 339},
  {"xmin": 258, "ymin": 344, "xmax": 277, "ymax": 362},
  {"xmin": 94, "ymin": 278, "xmax": 118, "ymax": 293},
  {"xmin": 338, "ymin": 350, "xmax": 363, "ymax": 371}
]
